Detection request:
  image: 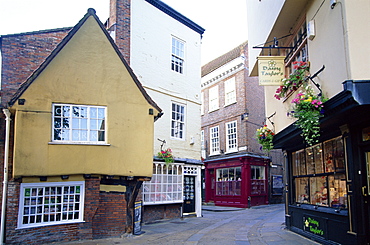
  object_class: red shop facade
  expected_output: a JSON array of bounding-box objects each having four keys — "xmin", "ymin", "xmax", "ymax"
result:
[{"xmin": 204, "ymin": 153, "xmax": 269, "ymax": 208}]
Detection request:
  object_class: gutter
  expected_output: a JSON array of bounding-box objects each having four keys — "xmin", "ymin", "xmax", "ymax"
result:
[{"xmin": 1, "ymin": 109, "xmax": 11, "ymax": 245}]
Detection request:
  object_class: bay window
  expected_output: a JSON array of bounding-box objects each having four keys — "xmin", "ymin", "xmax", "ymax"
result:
[{"xmin": 142, "ymin": 163, "xmax": 183, "ymax": 204}]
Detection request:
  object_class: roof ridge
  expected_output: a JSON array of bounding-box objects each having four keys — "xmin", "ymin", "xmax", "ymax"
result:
[
  {"xmin": 201, "ymin": 41, "xmax": 248, "ymax": 77},
  {"xmin": 8, "ymin": 8, "xmax": 162, "ymax": 113},
  {"xmin": 0, "ymin": 27, "xmax": 72, "ymax": 38},
  {"xmin": 145, "ymin": 0, "xmax": 205, "ymax": 35}
]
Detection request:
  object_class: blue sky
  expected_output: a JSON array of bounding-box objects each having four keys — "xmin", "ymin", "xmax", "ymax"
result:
[{"xmin": 0, "ymin": 0, "xmax": 248, "ymax": 65}]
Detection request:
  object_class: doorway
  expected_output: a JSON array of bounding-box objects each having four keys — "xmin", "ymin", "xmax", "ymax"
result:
[{"xmin": 183, "ymin": 176, "xmax": 196, "ymax": 213}]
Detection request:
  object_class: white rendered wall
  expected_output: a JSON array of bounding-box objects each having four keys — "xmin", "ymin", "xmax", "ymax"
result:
[
  {"xmin": 247, "ymin": 0, "xmax": 370, "ymax": 134},
  {"xmin": 246, "ymin": 0, "xmax": 285, "ymax": 74},
  {"xmin": 130, "ymin": 0, "xmax": 202, "ymax": 160}
]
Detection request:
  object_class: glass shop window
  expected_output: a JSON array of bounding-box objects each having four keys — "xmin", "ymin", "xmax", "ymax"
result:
[
  {"xmin": 362, "ymin": 126, "xmax": 370, "ymax": 141},
  {"xmin": 142, "ymin": 163, "xmax": 183, "ymax": 205},
  {"xmin": 293, "ymin": 136, "xmax": 347, "ymax": 209},
  {"xmin": 295, "ymin": 177, "xmax": 309, "ymax": 204},
  {"xmin": 251, "ymin": 165, "xmax": 266, "ymax": 195},
  {"xmin": 215, "ymin": 167, "xmax": 241, "ymax": 196}
]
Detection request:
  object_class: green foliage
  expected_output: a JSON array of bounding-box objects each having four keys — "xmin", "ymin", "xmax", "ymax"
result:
[
  {"xmin": 275, "ymin": 61, "xmax": 309, "ymax": 100},
  {"xmin": 289, "ymin": 86, "xmax": 326, "ymax": 146},
  {"xmin": 256, "ymin": 125, "xmax": 274, "ymax": 152},
  {"xmin": 157, "ymin": 148, "xmax": 174, "ymax": 165}
]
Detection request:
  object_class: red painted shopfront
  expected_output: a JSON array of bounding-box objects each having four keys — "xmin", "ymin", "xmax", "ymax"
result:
[{"xmin": 204, "ymin": 154, "xmax": 269, "ymax": 208}]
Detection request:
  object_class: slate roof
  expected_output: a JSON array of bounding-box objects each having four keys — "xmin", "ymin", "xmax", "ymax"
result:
[
  {"xmin": 8, "ymin": 8, "xmax": 162, "ymax": 114},
  {"xmin": 201, "ymin": 41, "xmax": 248, "ymax": 77},
  {"xmin": 0, "ymin": 27, "xmax": 72, "ymax": 39},
  {"xmin": 145, "ymin": 0, "xmax": 205, "ymax": 35}
]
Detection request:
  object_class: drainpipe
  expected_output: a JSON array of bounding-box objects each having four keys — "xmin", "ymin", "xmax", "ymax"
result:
[{"xmin": 1, "ymin": 109, "xmax": 11, "ymax": 245}]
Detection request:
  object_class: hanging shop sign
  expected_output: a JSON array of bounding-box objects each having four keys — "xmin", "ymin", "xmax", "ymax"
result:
[{"xmin": 257, "ymin": 56, "xmax": 285, "ymax": 86}]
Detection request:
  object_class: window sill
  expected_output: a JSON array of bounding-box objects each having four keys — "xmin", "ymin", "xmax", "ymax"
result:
[
  {"xmin": 224, "ymin": 101, "xmax": 237, "ymax": 107},
  {"xmin": 209, "ymin": 152, "xmax": 220, "ymax": 156},
  {"xmin": 143, "ymin": 200, "xmax": 183, "ymax": 205},
  {"xmin": 225, "ymin": 149, "xmax": 238, "ymax": 154},
  {"xmin": 208, "ymin": 108, "xmax": 219, "ymax": 113},
  {"xmin": 49, "ymin": 142, "xmax": 110, "ymax": 146},
  {"xmin": 290, "ymin": 203, "xmax": 348, "ymax": 216},
  {"xmin": 17, "ymin": 220, "xmax": 85, "ymax": 230},
  {"xmin": 170, "ymin": 137, "xmax": 185, "ymax": 141}
]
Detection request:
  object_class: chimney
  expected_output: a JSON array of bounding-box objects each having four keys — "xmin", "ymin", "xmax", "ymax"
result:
[{"xmin": 108, "ymin": 0, "xmax": 131, "ymax": 64}]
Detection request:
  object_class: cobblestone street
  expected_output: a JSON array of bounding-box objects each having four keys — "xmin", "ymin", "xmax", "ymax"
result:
[{"xmin": 54, "ymin": 204, "xmax": 320, "ymax": 245}]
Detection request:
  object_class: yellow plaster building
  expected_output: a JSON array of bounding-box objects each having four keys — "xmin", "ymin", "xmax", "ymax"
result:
[{"xmin": 1, "ymin": 8, "xmax": 161, "ymax": 244}]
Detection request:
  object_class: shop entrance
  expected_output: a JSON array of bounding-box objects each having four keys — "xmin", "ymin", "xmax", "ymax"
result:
[
  {"xmin": 183, "ymin": 176, "xmax": 196, "ymax": 213},
  {"xmin": 364, "ymin": 151, "xmax": 370, "ymax": 243}
]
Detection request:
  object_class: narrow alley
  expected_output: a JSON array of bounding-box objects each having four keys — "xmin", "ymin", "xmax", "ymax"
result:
[{"xmin": 54, "ymin": 204, "xmax": 320, "ymax": 245}]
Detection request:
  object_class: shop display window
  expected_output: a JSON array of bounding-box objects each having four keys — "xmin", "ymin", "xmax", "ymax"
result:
[
  {"xmin": 251, "ymin": 165, "xmax": 266, "ymax": 195},
  {"xmin": 366, "ymin": 152, "xmax": 370, "ymax": 196},
  {"xmin": 215, "ymin": 167, "xmax": 241, "ymax": 196},
  {"xmin": 142, "ymin": 163, "xmax": 183, "ymax": 204},
  {"xmin": 306, "ymin": 145, "xmax": 323, "ymax": 175},
  {"xmin": 362, "ymin": 126, "xmax": 370, "ymax": 141},
  {"xmin": 295, "ymin": 177, "xmax": 309, "ymax": 203},
  {"xmin": 18, "ymin": 181, "xmax": 84, "ymax": 229},
  {"xmin": 333, "ymin": 137, "xmax": 345, "ymax": 171},
  {"xmin": 310, "ymin": 176, "xmax": 327, "ymax": 206},
  {"xmin": 292, "ymin": 150, "xmax": 306, "ymax": 176},
  {"xmin": 292, "ymin": 136, "xmax": 347, "ymax": 209},
  {"xmin": 328, "ymin": 174, "xmax": 347, "ymax": 208}
]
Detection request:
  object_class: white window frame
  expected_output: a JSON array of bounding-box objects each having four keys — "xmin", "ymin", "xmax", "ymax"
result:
[
  {"xmin": 210, "ymin": 126, "xmax": 220, "ymax": 155},
  {"xmin": 209, "ymin": 86, "xmax": 219, "ymax": 112},
  {"xmin": 171, "ymin": 102, "xmax": 185, "ymax": 139},
  {"xmin": 201, "ymin": 92, "xmax": 204, "ymax": 115},
  {"xmin": 52, "ymin": 104, "xmax": 107, "ymax": 144},
  {"xmin": 285, "ymin": 21, "xmax": 308, "ymax": 73},
  {"xmin": 142, "ymin": 163, "xmax": 183, "ymax": 205},
  {"xmin": 17, "ymin": 181, "xmax": 85, "ymax": 229},
  {"xmin": 171, "ymin": 37, "xmax": 185, "ymax": 74},
  {"xmin": 226, "ymin": 121, "xmax": 238, "ymax": 153},
  {"xmin": 201, "ymin": 130, "xmax": 206, "ymax": 159},
  {"xmin": 224, "ymin": 77, "xmax": 236, "ymax": 106}
]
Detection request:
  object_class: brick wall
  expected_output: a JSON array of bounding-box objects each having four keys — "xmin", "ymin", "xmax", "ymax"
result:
[
  {"xmin": 92, "ymin": 191, "xmax": 127, "ymax": 239},
  {"xmin": 201, "ymin": 43, "xmax": 264, "ymax": 157},
  {"xmin": 201, "ymin": 71, "xmax": 246, "ymax": 155},
  {"xmin": 108, "ymin": 0, "xmax": 131, "ymax": 64},
  {"xmin": 0, "ymin": 29, "xmax": 70, "ymax": 107},
  {"xmin": 3, "ymin": 177, "xmax": 128, "ymax": 244},
  {"xmin": 143, "ymin": 204, "xmax": 182, "ymax": 223}
]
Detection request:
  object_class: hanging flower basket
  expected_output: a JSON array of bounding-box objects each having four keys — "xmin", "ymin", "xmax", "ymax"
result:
[
  {"xmin": 288, "ymin": 86, "xmax": 326, "ymax": 146},
  {"xmin": 256, "ymin": 125, "xmax": 274, "ymax": 152},
  {"xmin": 275, "ymin": 61, "xmax": 309, "ymax": 100},
  {"xmin": 157, "ymin": 148, "xmax": 174, "ymax": 165}
]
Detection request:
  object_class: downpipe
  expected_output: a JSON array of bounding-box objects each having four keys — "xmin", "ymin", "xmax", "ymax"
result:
[{"xmin": 1, "ymin": 109, "xmax": 11, "ymax": 245}]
